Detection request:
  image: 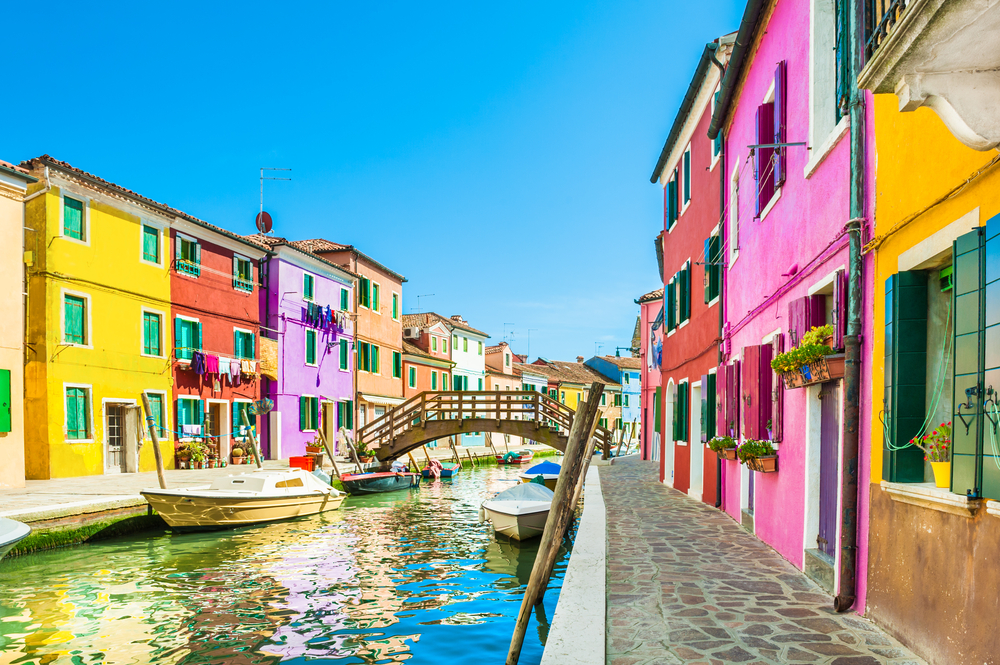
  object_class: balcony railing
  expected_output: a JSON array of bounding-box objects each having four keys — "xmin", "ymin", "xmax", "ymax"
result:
[
  {"xmin": 176, "ymin": 259, "xmax": 201, "ymax": 277},
  {"xmin": 865, "ymin": 0, "xmax": 911, "ymax": 61}
]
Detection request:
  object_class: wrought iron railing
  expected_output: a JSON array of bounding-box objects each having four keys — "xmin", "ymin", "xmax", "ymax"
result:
[{"xmin": 865, "ymin": 0, "xmax": 911, "ymax": 61}]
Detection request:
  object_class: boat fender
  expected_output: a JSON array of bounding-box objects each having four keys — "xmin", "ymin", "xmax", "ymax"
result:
[{"xmin": 478, "ymin": 505, "xmax": 486, "ymax": 523}]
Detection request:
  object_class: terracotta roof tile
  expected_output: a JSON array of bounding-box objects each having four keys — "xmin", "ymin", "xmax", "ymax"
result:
[
  {"xmin": 637, "ymin": 287, "xmax": 664, "ymax": 304},
  {"xmin": 298, "ymin": 238, "xmax": 406, "ymax": 282},
  {"xmin": 400, "ymin": 311, "xmax": 489, "ymax": 338},
  {"xmin": 597, "ymin": 355, "xmax": 642, "ymax": 370},
  {"xmin": 242, "ymin": 233, "xmax": 360, "ymax": 278}
]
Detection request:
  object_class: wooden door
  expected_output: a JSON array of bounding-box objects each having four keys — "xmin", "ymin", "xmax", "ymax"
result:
[{"xmin": 105, "ymin": 404, "xmax": 126, "ymax": 473}]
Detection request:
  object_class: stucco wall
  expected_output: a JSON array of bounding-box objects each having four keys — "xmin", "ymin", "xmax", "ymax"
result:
[
  {"xmin": 0, "ymin": 175, "xmax": 27, "ymax": 488},
  {"xmin": 638, "ymin": 298, "xmax": 662, "ymax": 461}
]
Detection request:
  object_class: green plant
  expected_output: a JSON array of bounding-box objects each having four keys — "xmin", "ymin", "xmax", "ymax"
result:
[
  {"xmin": 736, "ymin": 438, "xmax": 775, "ymax": 465},
  {"xmin": 231, "ymin": 446, "xmax": 245, "ymax": 458},
  {"xmin": 183, "ymin": 440, "xmax": 207, "ymax": 463},
  {"xmin": 800, "ymin": 324, "xmax": 834, "ymax": 347},
  {"xmin": 910, "ymin": 422, "xmax": 951, "ymax": 462},
  {"xmin": 708, "ymin": 436, "xmax": 737, "ymax": 454},
  {"xmin": 771, "ymin": 343, "xmax": 835, "ymax": 373}
]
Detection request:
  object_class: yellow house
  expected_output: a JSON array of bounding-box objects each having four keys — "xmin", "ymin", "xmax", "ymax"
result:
[
  {"xmin": 23, "ymin": 156, "xmax": 175, "ymax": 478},
  {"xmin": 0, "ymin": 160, "xmax": 36, "ymax": 489}
]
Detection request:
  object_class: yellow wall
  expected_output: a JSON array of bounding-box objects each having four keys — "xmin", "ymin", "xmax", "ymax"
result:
[
  {"xmin": 24, "ymin": 178, "xmax": 174, "ymax": 478},
  {"xmin": 867, "ymin": 97, "xmax": 1000, "ymax": 483},
  {"xmin": 560, "ymin": 385, "xmax": 584, "ymax": 409}
]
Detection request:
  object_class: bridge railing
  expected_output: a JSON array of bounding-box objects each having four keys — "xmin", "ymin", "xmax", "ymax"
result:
[{"xmin": 357, "ymin": 390, "xmax": 612, "ymax": 454}]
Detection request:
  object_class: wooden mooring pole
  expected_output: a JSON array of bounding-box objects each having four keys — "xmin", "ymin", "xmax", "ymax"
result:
[
  {"xmin": 506, "ymin": 382, "xmax": 604, "ymax": 665},
  {"xmin": 318, "ymin": 428, "xmax": 341, "ymax": 478},
  {"xmin": 140, "ymin": 393, "xmax": 167, "ymax": 490},
  {"xmin": 241, "ymin": 410, "xmax": 264, "ymax": 469}
]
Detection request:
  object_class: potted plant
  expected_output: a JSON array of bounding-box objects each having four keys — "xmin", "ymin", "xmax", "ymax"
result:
[
  {"xmin": 176, "ymin": 445, "xmax": 191, "ymax": 469},
  {"xmin": 708, "ymin": 435, "xmax": 738, "ymax": 460},
  {"xmin": 911, "ymin": 422, "xmax": 952, "ymax": 488},
  {"xmin": 737, "ymin": 439, "xmax": 778, "ymax": 473},
  {"xmin": 771, "ymin": 325, "xmax": 843, "ymax": 389},
  {"xmin": 306, "ymin": 439, "xmax": 323, "ymax": 455},
  {"xmin": 186, "ymin": 440, "xmax": 207, "ymax": 469},
  {"xmin": 355, "ymin": 440, "xmax": 374, "ymax": 464},
  {"xmin": 231, "ymin": 446, "xmax": 246, "ymax": 465}
]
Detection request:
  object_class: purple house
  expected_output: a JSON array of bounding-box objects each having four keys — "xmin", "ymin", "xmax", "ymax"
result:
[{"xmin": 246, "ymin": 235, "xmax": 356, "ymax": 459}]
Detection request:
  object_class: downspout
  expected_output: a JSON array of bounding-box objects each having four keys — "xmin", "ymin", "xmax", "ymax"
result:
[
  {"xmin": 708, "ymin": 42, "xmax": 726, "ymax": 510},
  {"xmin": 835, "ymin": 0, "xmax": 866, "ymax": 613}
]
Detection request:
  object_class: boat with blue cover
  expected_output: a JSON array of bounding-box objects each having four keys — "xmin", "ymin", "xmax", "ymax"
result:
[{"xmin": 517, "ymin": 460, "xmax": 561, "ymax": 490}]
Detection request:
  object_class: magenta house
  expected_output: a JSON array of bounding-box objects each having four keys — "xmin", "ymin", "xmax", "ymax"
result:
[
  {"xmin": 247, "ymin": 235, "xmax": 356, "ymax": 459},
  {"xmin": 708, "ymin": 0, "xmax": 867, "ymax": 607}
]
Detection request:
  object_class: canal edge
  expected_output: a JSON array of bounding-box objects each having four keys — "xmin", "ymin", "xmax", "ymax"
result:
[{"xmin": 540, "ymin": 464, "xmax": 606, "ymax": 665}]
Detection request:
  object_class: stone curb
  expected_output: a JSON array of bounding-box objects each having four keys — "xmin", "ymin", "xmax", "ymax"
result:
[
  {"xmin": 0, "ymin": 496, "xmax": 148, "ymax": 523},
  {"xmin": 541, "ymin": 465, "xmax": 606, "ymax": 665}
]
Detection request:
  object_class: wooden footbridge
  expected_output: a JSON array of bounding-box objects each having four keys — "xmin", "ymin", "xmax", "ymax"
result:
[{"xmin": 357, "ymin": 390, "xmax": 613, "ymax": 461}]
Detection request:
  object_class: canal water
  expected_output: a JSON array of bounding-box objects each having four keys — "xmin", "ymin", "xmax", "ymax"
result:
[{"xmin": 0, "ymin": 465, "xmax": 573, "ymax": 664}]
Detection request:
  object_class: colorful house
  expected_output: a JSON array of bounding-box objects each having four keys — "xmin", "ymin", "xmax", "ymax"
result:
[
  {"xmin": 22, "ymin": 156, "xmax": 176, "ymax": 478},
  {"xmin": 708, "ymin": 0, "xmax": 858, "ymax": 598},
  {"xmin": 649, "ymin": 34, "xmax": 731, "ymax": 503},
  {"xmin": 305, "ymin": 240, "xmax": 406, "ymax": 431},
  {"xmin": 400, "ymin": 313, "xmax": 454, "ymax": 400},
  {"xmin": 169, "ymin": 223, "xmax": 267, "ymax": 466},
  {"xmin": 485, "ymin": 342, "xmax": 524, "ymax": 450},
  {"xmin": 857, "ymin": 2, "xmax": 1000, "ymax": 661},
  {"xmin": 585, "ymin": 355, "xmax": 642, "ymax": 444},
  {"xmin": 0, "ymin": 160, "xmax": 36, "ymax": 489},
  {"xmin": 636, "ymin": 289, "xmax": 663, "ymax": 462},
  {"xmin": 444, "ymin": 314, "xmax": 490, "ymax": 447},
  {"xmin": 246, "ymin": 236, "xmax": 356, "ymax": 459}
]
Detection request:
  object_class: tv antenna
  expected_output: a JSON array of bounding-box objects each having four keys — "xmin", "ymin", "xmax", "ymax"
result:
[
  {"xmin": 526, "ymin": 328, "xmax": 538, "ymax": 360},
  {"xmin": 258, "ymin": 167, "xmax": 291, "ymax": 233},
  {"xmin": 503, "ymin": 323, "xmax": 515, "ymax": 344},
  {"xmin": 415, "ymin": 294, "xmax": 435, "ymax": 314}
]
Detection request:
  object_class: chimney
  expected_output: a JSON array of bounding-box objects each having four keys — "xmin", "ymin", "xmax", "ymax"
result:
[
  {"xmin": 450, "ymin": 315, "xmax": 466, "ymax": 323},
  {"xmin": 576, "ymin": 356, "xmax": 584, "ymax": 363}
]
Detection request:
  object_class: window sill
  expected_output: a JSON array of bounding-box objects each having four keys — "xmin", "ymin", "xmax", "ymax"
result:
[
  {"xmin": 987, "ymin": 500, "xmax": 1000, "ymax": 518},
  {"xmin": 65, "ymin": 438, "xmax": 94, "ymax": 444},
  {"xmin": 804, "ymin": 116, "xmax": 850, "ymax": 180},
  {"xmin": 880, "ymin": 480, "xmax": 982, "ymax": 518},
  {"xmin": 758, "ymin": 187, "xmax": 782, "ymax": 223}
]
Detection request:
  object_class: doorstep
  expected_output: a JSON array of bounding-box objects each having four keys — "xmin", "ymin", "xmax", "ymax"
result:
[{"xmin": 803, "ymin": 548, "xmax": 835, "ymax": 595}]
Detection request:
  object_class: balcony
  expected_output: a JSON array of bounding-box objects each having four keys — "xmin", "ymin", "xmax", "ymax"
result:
[
  {"xmin": 176, "ymin": 259, "xmax": 201, "ymax": 277},
  {"xmin": 860, "ymin": 0, "xmax": 1000, "ymax": 150}
]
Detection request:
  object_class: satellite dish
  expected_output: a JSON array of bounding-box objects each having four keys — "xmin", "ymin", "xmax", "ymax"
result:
[{"xmin": 255, "ymin": 211, "xmax": 273, "ymax": 234}]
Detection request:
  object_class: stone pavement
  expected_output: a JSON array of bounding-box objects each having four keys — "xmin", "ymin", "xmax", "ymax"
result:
[{"xmin": 602, "ymin": 457, "xmax": 924, "ymax": 665}]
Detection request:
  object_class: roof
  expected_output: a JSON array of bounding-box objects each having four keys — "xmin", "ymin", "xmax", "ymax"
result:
[
  {"xmin": 487, "ymin": 366, "xmax": 521, "ymax": 378},
  {"xmin": 23, "ymin": 155, "xmax": 266, "ymax": 252},
  {"xmin": 242, "ymin": 234, "xmax": 360, "ymax": 279},
  {"xmin": 401, "ymin": 340, "xmax": 455, "ymax": 365},
  {"xmin": 485, "ymin": 343, "xmax": 509, "ymax": 355},
  {"xmin": 0, "ymin": 159, "xmax": 37, "ymax": 183},
  {"xmin": 631, "ymin": 316, "xmax": 642, "ymax": 357},
  {"xmin": 636, "ymin": 287, "xmax": 664, "ymax": 304},
  {"xmin": 597, "ymin": 355, "xmax": 642, "ymax": 370},
  {"xmin": 709, "ymin": 1, "xmax": 769, "ymax": 140},
  {"xmin": 297, "ymin": 238, "xmax": 407, "ymax": 283},
  {"xmin": 400, "ymin": 312, "xmax": 489, "ymax": 338},
  {"xmin": 524, "ymin": 359, "xmax": 621, "ymax": 388}
]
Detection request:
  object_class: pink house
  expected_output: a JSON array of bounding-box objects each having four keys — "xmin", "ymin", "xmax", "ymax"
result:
[
  {"xmin": 636, "ymin": 288, "xmax": 663, "ymax": 462},
  {"xmin": 709, "ymin": 0, "xmax": 866, "ymax": 607}
]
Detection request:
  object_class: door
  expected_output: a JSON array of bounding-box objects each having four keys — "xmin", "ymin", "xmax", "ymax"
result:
[
  {"xmin": 207, "ymin": 403, "xmax": 224, "ymax": 460},
  {"xmin": 105, "ymin": 404, "xmax": 126, "ymax": 473},
  {"xmin": 322, "ymin": 402, "xmax": 335, "ymax": 450},
  {"xmin": 818, "ymin": 382, "xmax": 840, "ymax": 557},
  {"xmin": 689, "ymin": 384, "xmax": 703, "ymax": 499}
]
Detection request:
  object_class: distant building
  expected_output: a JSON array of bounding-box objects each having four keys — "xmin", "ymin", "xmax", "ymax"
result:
[
  {"xmin": 636, "ymin": 288, "xmax": 663, "ymax": 463},
  {"xmin": 585, "ymin": 355, "xmax": 642, "ymax": 439},
  {"xmin": 485, "ymin": 342, "xmax": 523, "ymax": 450}
]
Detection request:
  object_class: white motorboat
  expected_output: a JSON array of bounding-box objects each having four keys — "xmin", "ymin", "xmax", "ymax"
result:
[
  {"xmin": 480, "ymin": 482, "xmax": 554, "ymax": 541},
  {"xmin": 0, "ymin": 517, "xmax": 31, "ymax": 561},
  {"xmin": 141, "ymin": 468, "xmax": 345, "ymax": 531}
]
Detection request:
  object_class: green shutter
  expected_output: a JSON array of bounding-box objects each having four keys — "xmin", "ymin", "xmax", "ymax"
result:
[
  {"xmin": 667, "ymin": 178, "xmax": 677, "ymax": 228},
  {"xmin": 311, "ymin": 397, "xmax": 319, "ymax": 430},
  {"xmin": 346, "ymin": 400, "xmax": 354, "ymax": 429},
  {"xmin": 64, "ymin": 295, "xmax": 85, "ymax": 345},
  {"xmin": 143, "ymin": 225, "xmax": 159, "ymax": 262},
  {"xmin": 683, "ymin": 150, "xmax": 691, "ymax": 203},
  {"xmin": 409, "ymin": 366, "xmax": 416, "ymax": 387},
  {"xmin": 0, "ymin": 369, "xmax": 10, "ymax": 433},
  {"xmin": 883, "ymin": 271, "xmax": 928, "ymax": 483},
  {"xmin": 306, "ymin": 330, "xmax": 316, "ymax": 365},
  {"xmin": 196, "ymin": 322, "xmax": 203, "ymax": 351},
  {"xmin": 340, "ymin": 340, "xmax": 348, "ymax": 370},
  {"xmin": 653, "ymin": 387, "xmax": 661, "ymax": 433},
  {"xmin": 299, "ymin": 396, "xmax": 308, "ymax": 431},
  {"xmin": 680, "ymin": 265, "xmax": 689, "ymax": 322},
  {"xmin": 341, "ymin": 288, "xmax": 349, "ymax": 311},
  {"xmin": 64, "ymin": 197, "xmax": 84, "ymax": 240},
  {"xmin": 432, "ymin": 372, "xmax": 437, "ymax": 390},
  {"xmin": 667, "ymin": 279, "xmax": 675, "ymax": 331}
]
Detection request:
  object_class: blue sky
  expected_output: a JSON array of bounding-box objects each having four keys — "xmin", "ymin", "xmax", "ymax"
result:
[{"xmin": 7, "ymin": 0, "xmax": 741, "ymax": 362}]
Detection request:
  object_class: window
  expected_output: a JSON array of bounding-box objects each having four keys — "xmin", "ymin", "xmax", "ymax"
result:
[
  {"xmin": 177, "ymin": 397, "xmax": 202, "ymax": 429},
  {"xmin": 463, "ymin": 337, "xmax": 468, "ymax": 352},
  {"xmin": 359, "ymin": 277, "xmax": 371, "ymax": 308},
  {"xmin": 704, "ymin": 235, "xmax": 722, "ymax": 302},
  {"xmin": 729, "ymin": 162, "xmax": 740, "ymax": 262},
  {"xmin": 175, "ymin": 317, "xmax": 201, "ymax": 360},
  {"xmin": 683, "ymin": 146, "xmax": 692, "ymax": 205},
  {"xmin": 615, "ymin": 417, "xmax": 623, "ymax": 430},
  {"xmin": 234, "ymin": 256, "xmax": 254, "ymax": 292},
  {"xmin": 235, "ymin": 329, "xmax": 255, "ymax": 360},
  {"xmin": 392, "ymin": 293, "xmax": 399, "ymax": 320},
  {"xmin": 63, "ymin": 196, "xmax": 86, "ymax": 241},
  {"xmin": 560, "ymin": 391, "xmax": 566, "ymax": 403},
  {"xmin": 341, "ymin": 288, "xmax": 349, "ymax": 311},
  {"xmin": 673, "ymin": 381, "xmax": 690, "ymax": 441},
  {"xmin": 65, "ymin": 387, "xmax": 90, "ymax": 439},
  {"xmin": 478, "ymin": 378, "xmax": 483, "ymax": 391},
  {"xmin": 680, "ymin": 262, "xmax": 691, "ymax": 323},
  {"xmin": 599, "ymin": 418, "xmax": 608, "ymax": 429},
  {"xmin": 63, "ymin": 294, "xmax": 87, "ymax": 345},
  {"xmin": 754, "ymin": 64, "xmax": 786, "ymax": 218},
  {"xmin": 371, "ymin": 345, "xmax": 380, "ymax": 374},
  {"xmin": 358, "ymin": 341, "xmax": 370, "ymax": 371},
  {"xmin": 340, "ymin": 339, "xmax": 349, "ymax": 370},
  {"xmin": 478, "ymin": 341, "xmax": 483, "ymax": 355},
  {"xmin": 233, "ymin": 401, "xmax": 254, "ymax": 436},
  {"xmin": 305, "ymin": 329, "xmax": 317, "ymax": 365},
  {"xmin": 712, "ymin": 90, "xmax": 722, "ymax": 158},
  {"xmin": 431, "ymin": 371, "xmax": 438, "ymax": 390},
  {"xmin": 372, "ymin": 282, "xmax": 380, "ymax": 313},
  {"xmin": 614, "ymin": 393, "xmax": 622, "ymax": 407},
  {"xmin": 299, "ymin": 396, "xmax": 319, "ymax": 431},
  {"xmin": 142, "ymin": 225, "xmax": 160, "ymax": 263},
  {"xmin": 505, "ymin": 354, "xmax": 510, "ymax": 367},
  {"xmin": 146, "ymin": 392, "xmax": 165, "ymax": 437},
  {"xmin": 142, "ymin": 311, "xmax": 162, "ymax": 356},
  {"xmin": 392, "ymin": 351, "xmax": 402, "ymax": 378},
  {"xmin": 441, "ymin": 373, "xmax": 449, "ymax": 390},
  {"xmin": 337, "ymin": 400, "xmax": 354, "ymax": 430},
  {"xmin": 303, "ymin": 273, "xmax": 315, "ymax": 301},
  {"xmin": 624, "ymin": 394, "xmax": 630, "ymax": 407},
  {"xmin": 666, "ymin": 169, "xmax": 679, "ymax": 230},
  {"xmin": 432, "ymin": 337, "xmax": 438, "ymax": 352},
  {"xmin": 442, "ymin": 339, "xmax": 448, "ymax": 354},
  {"xmin": 408, "ymin": 366, "xmax": 417, "ymax": 388},
  {"xmin": 601, "ymin": 393, "xmax": 607, "ymax": 406},
  {"xmin": 176, "ymin": 235, "xmax": 201, "ymax": 276}
]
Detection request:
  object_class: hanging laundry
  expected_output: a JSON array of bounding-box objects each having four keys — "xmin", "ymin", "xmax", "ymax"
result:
[
  {"xmin": 181, "ymin": 424, "xmax": 203, "ymax": 437},
  {"xmin": 205, "ymin": 354, "xmax": 219, "ymax": 375},
  {"xmin": 191, "ymin": 352, "xmax": 207, "ymax": 375},
  {"xmin": 241, "ymin": 359, "xmax": 252, "ymax": 374},
  {"xmin": 325, "ymin": 305, "xmax": 332, "ymax": 329},
  {"xmin": 230, "ymin": 359, "xmax": 241, "ymax": 384}
]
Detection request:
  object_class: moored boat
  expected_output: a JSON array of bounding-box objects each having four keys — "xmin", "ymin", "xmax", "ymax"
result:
[
  {"xmin": 0, "ymin": 518, "xmax": 31, "ymax": 561},
  {"xmin": 340, "ymin": 471, "xmax": 421, "ymax": 495},
  {"xmin": 141, "ymin": 468, "xmax": 345, "ymax": 531},
  {"xmin": 480, "ymin": 482, "xmax": 554, "ymax": 541},
  {"xmin": 495, "ymin": 449, "xmax": 535, "ymax": 465},
  {"xmin": 517, "ymin": 460, "xmax": 561, "ymax": 490},
  {"xmin": 422, "ymin": 461, "xmax": 461, "ymax": 478}
]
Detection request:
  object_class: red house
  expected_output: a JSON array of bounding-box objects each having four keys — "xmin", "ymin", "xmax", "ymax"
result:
[
  {"xmin": 169, "ymin": 219, "xmax": 268, "ymax": 465},
  {"xmin": 649, "ymin": 35, "xmax": 733, "ymax": 505}
]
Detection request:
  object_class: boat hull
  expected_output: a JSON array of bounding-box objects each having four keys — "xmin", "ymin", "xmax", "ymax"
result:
[
  {"xmin": 341, "ymin": 472, "xmax": 421, "ymax": 495},
  {"xmin": 482, "ymin": 506, "xmax": 550, "ymax": 541},
  {"xmin": 0, "ymin": 518, "xmax": 31, "ymax": 561},
  {"xmin": 140, "ymin": 491, "xmax": 345, "ymax": 530},
  {"xmin": 422, "ymin": 462, "xmax": 462, "ymax": 478}
]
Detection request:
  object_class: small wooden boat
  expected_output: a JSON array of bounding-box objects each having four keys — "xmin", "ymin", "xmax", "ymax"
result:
[
  {"xmin": 141, "ymin": 469, "xmax": 344, "ymax": 531},
  {"xmin": 422, "ymin": 461, "xmax": 461, "ymax": 478},
  {"xmin": 480, "ymin": 483, "xmax": 554, "ymax": 541},
  {"xmin": 517, "ymin": 460, "xmax": 561, "ymax": 490},
  {"xmin": 340, "ymin": 471, "xmax": 421, "ymax": 495},
  {"xmin": 495, "ymin": 449, "xmax": 535, "ymax": 465},
  {"xmin": 0, "ymin": 518, "xmax": 31, "ymax": 561}
]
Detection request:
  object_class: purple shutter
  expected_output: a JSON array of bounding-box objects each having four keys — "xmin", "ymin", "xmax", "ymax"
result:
[
  {"xmin": 805, "ymin": 294, "xmax": 827, "ymax": 333},
  {"xmin": 755, "ymin": 103, "xmax": 776, "ymax": 218},
  {"xmin": 832, "ymin": 269, "xmax": 846, "ymax": 349},
  {"xmin": 741, "ymin": 346, "xmax": 758, "ymax": 439},
  {"xmin": 787, "ymin": 298, "xmax": 804, "ymax": 346},
  {"xmin": 757, "ymin": 343, "xmax": 773, "ymax": 440},
  {"xmin": 701, "ymin": 373, "xmax": 710, "ymax": 442},
  {"xmin": 774, "ymin": 61, "xmax": 786, "ymax": 187},
  {"xmin": 771, "ymin": 334, "xmax": 784, "ymax": 442},
  {"xmin": 788, "ymin": 295, "xmax": 828, "ymax": 346},
  {"xmin": 717, "ymin": 364, "xmax": 727, "ymax": 439}
]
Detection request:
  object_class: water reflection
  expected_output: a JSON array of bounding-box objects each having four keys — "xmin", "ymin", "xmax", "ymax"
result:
[{"xmin": 0, "ymin": 466, "xmax": 571, "ymax": 665}]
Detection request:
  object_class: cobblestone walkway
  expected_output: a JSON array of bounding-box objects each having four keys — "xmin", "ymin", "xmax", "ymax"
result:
[{"xmin": 602, "ymin": 457, "xmax": 924, "ymax": 665}]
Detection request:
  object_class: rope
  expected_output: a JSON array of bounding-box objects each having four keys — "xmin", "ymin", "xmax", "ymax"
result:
[
  {"xmin": 143, "ymin": 416, "xmax": 251, "ymax": 440},
  {"xmin": 988, "ymin": 400, "xmax": 1000, "ymax": 472}
]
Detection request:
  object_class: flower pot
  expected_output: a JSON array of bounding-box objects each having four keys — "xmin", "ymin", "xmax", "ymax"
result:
[
  {"xmin": 931, "ymin": 461, "xmax": 951, "ymax": 488},
  {"xmin": 782, "ymin": 354, "xmax": 846, "ymax": 389},
  {"xmin": 305, "ymin": 446, "xmax": 323, "ymax": 454},
  {"xmin": 747, "ymin": 455, "xmax": 778, "ymax": 473},
  {"xmin": 717, "ymin": 448, "xmax": 738, "ymax": 461},
  {"xmin": 359, "ymin": 456, "xmax": 373, "ymax": 464},
  {"xmin": 232, "ymin": 457, "xmax": 245, "ymax": 465}
]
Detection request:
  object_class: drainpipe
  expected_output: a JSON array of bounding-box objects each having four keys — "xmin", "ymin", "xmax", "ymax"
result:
[
  {"xmin": 835, "ymin": 0, "xmax": 866, "ymax": 613},
  {"xmin": 708, "ymin": 42, "xmax": 726, "ymax": 510}
]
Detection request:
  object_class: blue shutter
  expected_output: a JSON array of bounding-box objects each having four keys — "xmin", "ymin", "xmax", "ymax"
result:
[
  {"xmin": 174, "ymin": 317, "xmax": 183, "ymax": 359},
  {"xmin": 196, "ymin": 322, "xmax": 203, "ymax": 351}
]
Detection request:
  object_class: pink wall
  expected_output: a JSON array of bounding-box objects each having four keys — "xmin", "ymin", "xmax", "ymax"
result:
[
  {"xmin": 638, "ymin": 297, "xmax": 661, "ymax": 461},
  {"xmin": 721, "ymin": 0, "xmax": 852, "ymax": 570}
]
